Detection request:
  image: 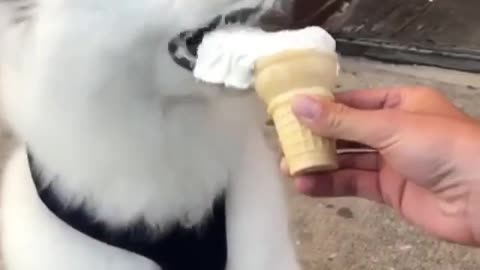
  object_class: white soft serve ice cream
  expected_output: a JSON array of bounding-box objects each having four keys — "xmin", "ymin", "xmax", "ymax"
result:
[{"xmin": 193, "ymin": 26, "xmax": 337, "ymax": 89}]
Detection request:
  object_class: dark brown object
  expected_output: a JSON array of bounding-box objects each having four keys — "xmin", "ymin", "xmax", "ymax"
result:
[
  {"xmin": 292, "ymin": 0, "xmax": 480, "ymax": 72},
  {"xmin": 292, "ymin": 0, "xmax": 352, "ymax": 28},
  {"xmin": 336, "ymin": 207, "xmax": 354, "ymax": 219}
]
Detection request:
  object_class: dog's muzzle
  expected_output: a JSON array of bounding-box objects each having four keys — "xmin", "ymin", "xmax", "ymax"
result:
[{"xmin": 168, "ymin": 1, "xmax": 293, "ymax": 72}]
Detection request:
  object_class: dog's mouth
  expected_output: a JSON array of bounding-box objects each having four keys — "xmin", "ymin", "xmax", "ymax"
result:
[{"xmin": 168, "ymin": 6, "xmax": 291, "ymax": 72}]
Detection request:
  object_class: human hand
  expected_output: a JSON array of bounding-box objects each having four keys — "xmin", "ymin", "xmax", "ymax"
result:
[{"xmin": 283, "ymin": 87, "xmax": 480, "ymax": 246}]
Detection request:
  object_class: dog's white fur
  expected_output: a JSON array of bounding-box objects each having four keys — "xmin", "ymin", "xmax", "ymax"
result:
[{"xmin": 0, "ymin": 0, "xmax": 301, "ymax": 269}]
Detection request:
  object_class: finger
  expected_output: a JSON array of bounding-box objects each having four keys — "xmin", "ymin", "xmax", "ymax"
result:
[
  {"xmin": 280, "ymin": 152, "xmax": 378, "ymax": 177},
  {"xmin": 294, "ymin": 169, "xmax": 384, "ymax": 203},
  {"xmin": 399, "ymin": 88, "xmax": 469, "ymax": 119},
  {"xmin": 291, "ymin": 96, "xmax": 401, "ymax": 149},
  {"xmin": 338, "ymin": 87, "xmax": 469, "ymax": 120},
  {"xmin": 337, "ymin": 152, "xmax": 379, "ymax": 171},
  {"xmin": 334, "ymin": 88, "xmax": 405, "ymax": 110}
]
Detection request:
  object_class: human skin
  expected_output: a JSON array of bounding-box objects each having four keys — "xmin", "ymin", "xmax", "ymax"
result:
[{"xmin": 282, "ymin": 87, "xmax": 480, "ymax": 246}]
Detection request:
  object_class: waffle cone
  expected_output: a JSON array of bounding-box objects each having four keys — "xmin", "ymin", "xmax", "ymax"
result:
[{"xmin": 254, "ymin": 49, "xmax": 339, "ymax": 175}]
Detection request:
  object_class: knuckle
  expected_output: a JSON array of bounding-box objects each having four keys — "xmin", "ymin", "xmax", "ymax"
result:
[
  {"xmin": 373, "ymin": 110, "xmax": 403, "ymax": 149},
  {"xmin": 383, "ymin": 90, "xmax": 403, "ymax": 108},
  {"xmin": 327, "ymin": 103, "xmax": 348, "ymax": 130},
  {"xmin": 411, "ymin": 86, "xmax": 439, "ymax": 98},
  {"xmin": 410, "ymin": 87, "xmax": 452, "ymax": 108}
]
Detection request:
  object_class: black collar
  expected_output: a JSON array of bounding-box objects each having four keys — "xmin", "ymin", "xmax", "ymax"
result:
[{"xmin": 27, "ymin": 150, "xmax": 228, "ymax": 270}]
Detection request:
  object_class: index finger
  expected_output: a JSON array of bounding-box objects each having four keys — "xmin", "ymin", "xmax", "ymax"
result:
[{"xmin": 294, "ymin": 170, "xmax": 384, "ymax": 203}]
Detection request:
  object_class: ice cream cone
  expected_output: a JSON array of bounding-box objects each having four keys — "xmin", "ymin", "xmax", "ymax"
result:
[{"xmin": 254, "ymin": 49, "xmax": 339, "ymax": 175}]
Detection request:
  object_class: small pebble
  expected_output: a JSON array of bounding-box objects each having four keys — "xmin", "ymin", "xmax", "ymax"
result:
[
  {"xmin": 336, "ymin": 207, "xmax": 354, "ymax": 219},
  {"xmin": 398, "ymin": 244, "xmax": 413, "ymax": 251},
  {"xmin": 328, "ymin": 253, "xmax": 338, "ymax": 260}
]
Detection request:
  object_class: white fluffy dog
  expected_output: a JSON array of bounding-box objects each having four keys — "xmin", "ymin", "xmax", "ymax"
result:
[{"xmin": 0, "ymin": 0, "xmax": 301, "ymax": 269}]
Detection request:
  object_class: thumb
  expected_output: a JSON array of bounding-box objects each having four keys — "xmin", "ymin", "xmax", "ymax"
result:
[{"xmin": 291, "ymin": 95, "xmax": 400, "ymax": 149}]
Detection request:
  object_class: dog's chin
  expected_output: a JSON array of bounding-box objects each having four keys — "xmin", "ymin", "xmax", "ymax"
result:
[{"xmin": 168, "ymin": 6, "xmax": 292, "ymax": 72}]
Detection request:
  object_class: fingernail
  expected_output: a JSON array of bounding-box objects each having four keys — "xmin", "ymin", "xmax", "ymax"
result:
[{"xmin": 292, "ymin": 96, "xmax": 322, "ymax": 121}]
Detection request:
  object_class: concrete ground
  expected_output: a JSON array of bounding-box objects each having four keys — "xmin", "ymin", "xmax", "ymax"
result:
[{"xmin": 1, "ymin": 56, "xmax": 480, "ymax": 269}]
